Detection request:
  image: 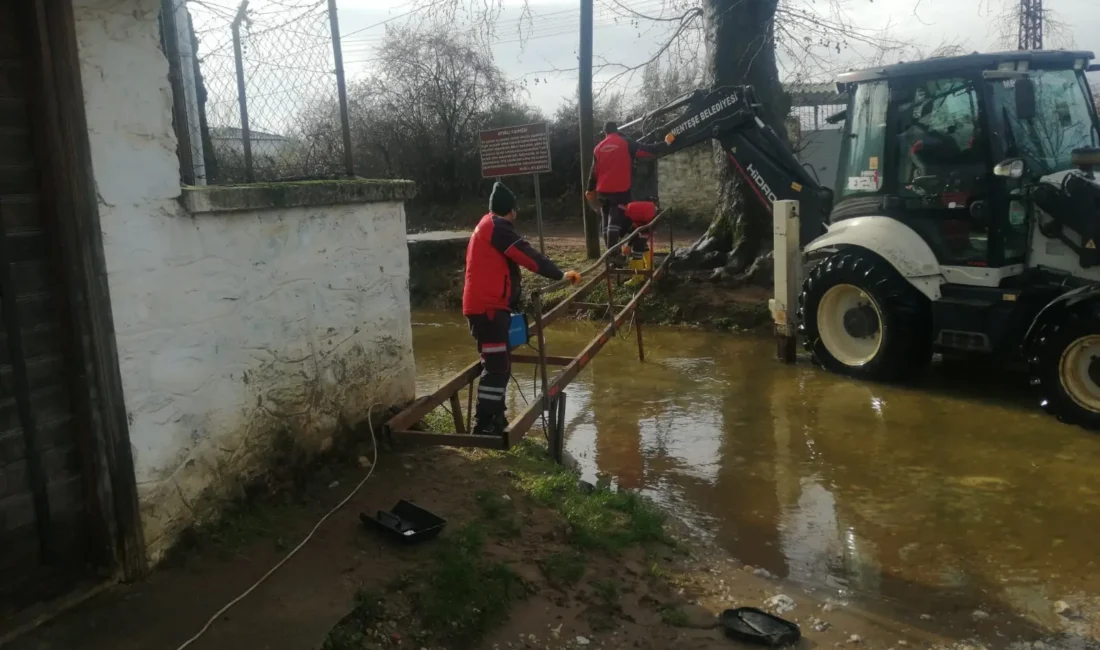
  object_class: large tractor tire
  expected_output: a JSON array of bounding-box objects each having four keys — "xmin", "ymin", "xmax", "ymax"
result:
[
  {"xmin": 798, "ymin": 249, "xmax": 932, "ymax": 382},
  {"xmin": 1028, "ymin": 304, "xmax": 1100, "ymax": 430}
]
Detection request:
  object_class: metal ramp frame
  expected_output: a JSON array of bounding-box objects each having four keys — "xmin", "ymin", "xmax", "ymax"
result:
[{"xmin": 384, "ymin": 210, "xmax": 675, "ymax": 461}]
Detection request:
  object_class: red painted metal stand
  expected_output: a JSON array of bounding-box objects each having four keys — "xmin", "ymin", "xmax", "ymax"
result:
[{"xmin": 385, "ymin": 211, "xmax": 673, "ymax": 458}]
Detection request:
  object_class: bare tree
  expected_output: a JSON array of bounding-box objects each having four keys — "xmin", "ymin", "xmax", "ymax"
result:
[
  {"xmin": 310, "ymin": 25, "xmax": 538, "ymax": 202},
  {"xmin": 401, "ymin": 0, "xmax": 917, "ymax": 279}
]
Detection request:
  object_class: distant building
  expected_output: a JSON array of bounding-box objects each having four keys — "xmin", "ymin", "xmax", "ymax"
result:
[{"xmin": 209, "ymin": 125, "xmax": 298, "ymax": 157}]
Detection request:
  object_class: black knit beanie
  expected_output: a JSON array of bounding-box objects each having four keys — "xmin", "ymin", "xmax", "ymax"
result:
[{"xmin": 489, "ymin": 182, "xmax": 517, "ymax": 216}]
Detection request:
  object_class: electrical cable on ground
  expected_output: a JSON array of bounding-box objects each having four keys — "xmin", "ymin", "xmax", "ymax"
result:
[{"xmin": 174, "ymin": 403, "xmax": 383, "ymax": 650}]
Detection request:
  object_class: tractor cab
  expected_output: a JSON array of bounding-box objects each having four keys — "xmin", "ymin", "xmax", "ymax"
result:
[{"xmin": 832, "ymin": 51, "xmax": 1100, "ymax": 276}]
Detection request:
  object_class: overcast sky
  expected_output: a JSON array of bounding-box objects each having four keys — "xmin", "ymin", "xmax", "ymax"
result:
[
  {"xmin": 188, "ymin": 0, "xmax": 1100, "ymax": 123},
  {"xmin": 329, "ymin": 0, "xmax": 1100, "ymax": 113}
]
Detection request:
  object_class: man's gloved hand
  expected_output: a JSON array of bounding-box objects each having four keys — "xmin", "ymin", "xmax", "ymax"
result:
[
  {"xmin": 564, "ymin": 270, "xmax": 582, "ymax": 285},
  {"xmin": 585, "ymin": 191, "xmax": 600, "ymax": 213}
]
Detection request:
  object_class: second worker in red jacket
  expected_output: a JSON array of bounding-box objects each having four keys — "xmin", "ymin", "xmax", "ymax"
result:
[
  {"xmin": 463, "ymin": 182, "xmax": 581, "ymax": 435},
  {"xmin": 586, "ymin": 121, "xmax": 658, "ymax": 262}
]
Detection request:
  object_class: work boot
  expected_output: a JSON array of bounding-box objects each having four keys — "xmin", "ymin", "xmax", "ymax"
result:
[{"xmin": 474, "ymin": 412, "xmax": 508, "ymax": 435}]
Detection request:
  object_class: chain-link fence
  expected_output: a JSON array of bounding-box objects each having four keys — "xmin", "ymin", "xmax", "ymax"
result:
[
  {"xmin": 160, "ymin": 0, "xmax": 353, "ymax": 184},
  {"xmin": 786, "ymin": 84, "xmax": 847, "ymax": 190}
]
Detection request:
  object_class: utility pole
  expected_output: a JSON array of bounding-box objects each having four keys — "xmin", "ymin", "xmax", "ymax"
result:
[
  {"xmin": 1018, "ymin": 0, "xmax": 1043, "ymax": 50},
  {"xmin": 578, "ymin": 0, "xmax": 599, "ymax": 259},
  {"xmin": 327, "ymin": 0, "xmax": 355, "ymax": 177}
]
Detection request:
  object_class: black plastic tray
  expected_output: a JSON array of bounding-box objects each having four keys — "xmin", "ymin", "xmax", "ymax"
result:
[
  {"xmin": 360, "ymin": 500, "xmax": 446, "ymax": 544},
  {"xmin": 720, "ymin": 607, "xmax": 801, "ymax": 647}
]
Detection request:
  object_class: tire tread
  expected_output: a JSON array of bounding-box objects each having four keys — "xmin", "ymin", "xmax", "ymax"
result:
[{"xmin": 797, "ymin": 250, "xmax": 932, "ymax": 382}]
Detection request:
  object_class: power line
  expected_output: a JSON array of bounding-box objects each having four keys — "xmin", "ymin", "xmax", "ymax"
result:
[
  {"xmin": 340, "ymin": 7, "xmax": 422, "ymax": 40},
  {"xmin": 341, "ymin": 13, "xmax": 661, "ymax": 66},
  {"xmin": 340, "ymin": 0, "xmax": 669, "ymax": 47},
  {"xmin": 342, "ymin": 9, "xmax": 670, "ymax": 60}
]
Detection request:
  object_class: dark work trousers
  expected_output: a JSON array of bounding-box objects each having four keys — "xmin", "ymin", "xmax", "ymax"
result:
[
  {"xmin": 600, "ymin": 191, "xmax": 633, "ymax": 250},
  {"xmin": 467, "ymin": 310, "xmax": 511, "ymax": 421},
  {"xmin": 600, "ymin": 191, "xmax": 646, "ymax": 254}
]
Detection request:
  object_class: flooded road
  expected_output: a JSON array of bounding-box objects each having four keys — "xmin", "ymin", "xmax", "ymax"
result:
[{"xmin": 411, "ymin": 309, "xmax": 1100, "ymax": 635}]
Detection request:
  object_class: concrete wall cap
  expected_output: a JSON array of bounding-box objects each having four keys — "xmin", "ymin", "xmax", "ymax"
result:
[{"xmin": 181, "ymin": 179, "xmax": 418, "ymax": 214}]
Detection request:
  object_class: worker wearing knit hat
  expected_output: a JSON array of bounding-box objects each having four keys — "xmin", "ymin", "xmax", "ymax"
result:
[
  {"xmin": 489, "ymin": 181, "xmax": 517, "ymax": 216},
  {"xmin": 462, "ymin": 181, "xmax": 581, "ymax": 435}
]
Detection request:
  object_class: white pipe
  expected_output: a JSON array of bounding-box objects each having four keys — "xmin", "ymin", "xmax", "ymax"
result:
[{"xmin": 175, "ymin": 2, "xmax": 207, "ymax": 185}]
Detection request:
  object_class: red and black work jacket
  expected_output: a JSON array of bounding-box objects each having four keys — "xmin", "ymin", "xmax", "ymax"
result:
[
  {"xmin": 463, "ymin": 214, "xmax": 564, "ymax": 316},
  {"xmin": 587, "ymin": 133, "xmax": 654, "ymax": 194}
]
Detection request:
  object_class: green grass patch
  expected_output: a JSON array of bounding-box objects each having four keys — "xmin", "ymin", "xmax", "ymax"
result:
[
  {"xmin": 321, "ymin": 590, "xmax": 388, "ymax": 650},
  {"xmin": 324, "ymin": 439, "xmax": 677, "ymax": 649},
  {"xmin": 593, "ymin": 578, "xmax": 621, "ymax": 605},
  {"xmin": 586, "ymin": 577, "xmax": 625, "ymax": 631},
  {"xmin": 506, "ymin": 441, "xmax": 668, "ymax": 554},
  {"xmin": 415, "ymin": 524, "xmax": 526, "ymax": 647},
  {"xmin": 419, "ymin": 407, "xmax": 457, "ymax": 434},
  {"xmin": 542, "ymin": 550, "xmax": 588, "ymax": 586},
  {"xmin": 475, "ymin": 490, "xmax": 522, "ymax": 538},
  {"xmin": 660, "ymin": 605, "xmax": 690, "ymax": 628},
  {"xmin": 323, "ymin": 524, "xmax": 526, "ymax": 650}
]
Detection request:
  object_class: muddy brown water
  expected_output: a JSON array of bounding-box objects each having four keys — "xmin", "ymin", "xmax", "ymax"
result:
[{"xmin": 412, "ymin": 309, "xmax": 1100, "ymax": 634}]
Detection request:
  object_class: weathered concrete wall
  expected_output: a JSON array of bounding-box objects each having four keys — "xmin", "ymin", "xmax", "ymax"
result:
[
  {"xmin": 73, "ymin": 0, "xmax": 416, "ymax": 560},
  {"xmin": 656, "ymin": 131, "xmax": 843, "ymax": 216},
  {"xmin": 657, "ymin": 143, "xmax": 720, "ymax": 219},
  {"xmin": 407, "ymin": 232, "xmax": 469, "ymax": 310}
]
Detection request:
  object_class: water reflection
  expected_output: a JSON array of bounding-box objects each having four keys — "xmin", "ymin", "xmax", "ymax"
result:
[{"xmin": 411, "ymin": 310, "xmax": 1100, "ymax": 623}]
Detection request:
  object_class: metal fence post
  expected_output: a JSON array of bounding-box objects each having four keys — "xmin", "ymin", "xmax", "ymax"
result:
[
  {"xmin": 532, "ymin": 292, "xmax": 551, "ymax": 425},
  {"xmin": 231, "ymin": 0, "xmax": 254, "ymax": 183},
  {"xmin": 327, "ymin": 0, "xmax": 355, "ymax": 177},
  {"xmin": 551, "ymin": 392, "xmax": 566, "ymax": 465},
  {"xmin": 533, "ymin": 173, "xmax": 545, "ymax": 254}
]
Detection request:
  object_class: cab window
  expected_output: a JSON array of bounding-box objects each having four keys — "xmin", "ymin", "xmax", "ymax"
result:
[
  {"xmin": 836, "ymin": 81, "xmax": 888, "ymax": 198},
  {"xmin": 893, "ymin": 78, "xmax": 984, "ymax": 201},
  {"xmin": 893, "ymin": 78, "xmax": 990, "ymax": 265}
]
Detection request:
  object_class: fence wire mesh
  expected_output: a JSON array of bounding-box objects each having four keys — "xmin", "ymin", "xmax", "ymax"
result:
[{"xmin": 175, "ymin": 0, "xmax": 349, "ymax": 183}]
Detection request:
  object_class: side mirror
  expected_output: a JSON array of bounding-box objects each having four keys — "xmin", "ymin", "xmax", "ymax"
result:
[
  {"xmin": 1015, "ymin": 77, "xmax": 1037, "ymax": 120},
  {"xmin": 994, "ymin": 158, "xmax": 1027, "ymax": 179}
]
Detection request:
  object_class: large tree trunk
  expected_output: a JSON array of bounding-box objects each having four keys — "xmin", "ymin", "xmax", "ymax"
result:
[{"xmin": 680, "ymin": 0, "xmax": 790, "ymax": 279}]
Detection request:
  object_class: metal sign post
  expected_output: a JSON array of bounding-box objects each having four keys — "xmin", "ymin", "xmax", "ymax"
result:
[
  {"xmin": 479, "ymin": 122, "xmax": 552, "ymax": 252},
  {"xmin": 533, "ymin": 173, "xmax": 545, "ymax": 253}
]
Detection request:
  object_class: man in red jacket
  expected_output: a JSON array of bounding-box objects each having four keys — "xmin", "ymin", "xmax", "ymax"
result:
[
  {"xmin": 463, "ymin": 182, "xmax": 581, "ymax": 434},
  {"xmin": 585, "ymin": 121, "xmax": 658, "ymax": 261}
]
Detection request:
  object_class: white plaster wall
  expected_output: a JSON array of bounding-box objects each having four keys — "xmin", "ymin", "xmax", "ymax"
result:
[{"xmin": 73, "ymin": 0, "xmax": 416, "ymax": 559}]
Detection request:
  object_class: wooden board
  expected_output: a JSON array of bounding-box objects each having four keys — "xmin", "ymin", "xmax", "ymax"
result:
[{"xmin": 0, "ymin": 0, "xmax": 91, "ymax": 616}]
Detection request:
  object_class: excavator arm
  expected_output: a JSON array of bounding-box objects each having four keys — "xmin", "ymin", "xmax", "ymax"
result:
[{"xmin": 621, "ymin": 85, "xmax": 833, "ymax": 245}]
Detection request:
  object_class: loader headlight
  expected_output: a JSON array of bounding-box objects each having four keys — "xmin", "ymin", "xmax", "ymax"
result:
[{"xmin": 994, "ymin": 158, "xmax": 1027, "ymax": 179}]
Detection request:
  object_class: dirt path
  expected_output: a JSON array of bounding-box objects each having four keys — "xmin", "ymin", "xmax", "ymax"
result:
[{"xmin": 7, "ymin": 436, "xmax": 1025, "ymax": 650}]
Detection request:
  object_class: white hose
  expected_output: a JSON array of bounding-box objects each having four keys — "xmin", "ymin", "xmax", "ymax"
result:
[{"xmin": 175, "ymin": 404, "xmax": 383, "ymax": 650}]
